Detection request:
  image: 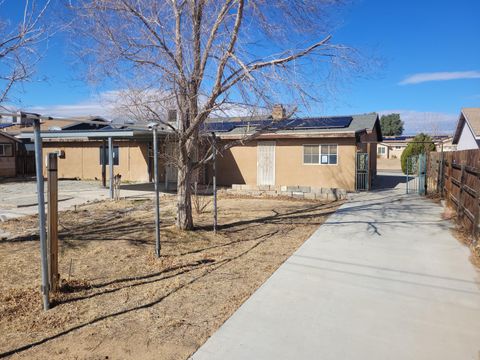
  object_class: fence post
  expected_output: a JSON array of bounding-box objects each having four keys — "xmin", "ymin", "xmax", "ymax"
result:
[
  {"xmin": 458, "ymin": 164, "xmax": 466, "ymax": 220},
  {"xmin": 47, "ymin": 153, "xmax": 59, "ymax": 292}
]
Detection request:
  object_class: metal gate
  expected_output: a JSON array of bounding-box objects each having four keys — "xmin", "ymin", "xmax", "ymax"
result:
[
  {"xmin": 356, "ymin": 152, "xmax": 369, "ymax": 191},
  {"xmin": 406, "ymin": 153, "xmax": 427, "ymax": 195}
]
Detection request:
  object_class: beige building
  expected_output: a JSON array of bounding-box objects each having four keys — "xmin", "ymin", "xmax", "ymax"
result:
[
  {"xmin": 212, "ymin": 113, "xmax": 382, "ymax": 192},
  {"xmin": 377, "ymin": 135, "xmax": 456, "ymax": 159},
  {"xmin": 5, "ymin": 111, "xmax": 382, "ymax": 193},
  {"xmin": 0, "ymin": 132, "xmax": 22, "ymax": 177},
  {"xmin": 7, "ymin": 119, "xmax": 173, "ymax": 184}
]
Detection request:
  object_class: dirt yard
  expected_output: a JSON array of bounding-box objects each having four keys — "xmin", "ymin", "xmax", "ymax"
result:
[{"xmin": 0, "ymin": 194, "xmax": 340, "ymax": 359}]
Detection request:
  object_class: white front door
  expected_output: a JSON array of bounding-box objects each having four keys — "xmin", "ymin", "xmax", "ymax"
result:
[
  {"xmin": 257, "ymin": 141, "xmax": 276, "ymax": 186},
  {"xmin": 165, "ymin": 142, "xmax": 177, "ymax": 188}
]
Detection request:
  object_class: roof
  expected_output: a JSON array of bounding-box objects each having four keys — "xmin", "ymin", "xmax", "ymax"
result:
[
  {"xmin": 205, "ymin": 113, "xmax": 382, "ymax": 141},
  {"xmin": 452, "ymin": 108, "xmax": 480, "ymax": 144},
  {"xmin": 0, "ymin": 131, "xmax": 22, "ymax": 143},
  {"xmin": 4, "ymin": 118, "xmax": 110, "ymax": 135}
]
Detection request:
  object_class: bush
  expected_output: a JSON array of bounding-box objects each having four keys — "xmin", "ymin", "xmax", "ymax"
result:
[{"xmin": 400, "ymin": 133, "xmax": 436, "ymax": 174}]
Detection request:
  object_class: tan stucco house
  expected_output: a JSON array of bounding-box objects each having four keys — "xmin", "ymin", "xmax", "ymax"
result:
[
  {"xmin": 6, "ymin": 118, "xmax": 173, "ymax": 184},
  {"xmin": 5, "ymin": 109, "xmax": 382, "ymax": 193},
  {"xmin": 209, "ymin": 112, "xmax": 382, "ymax": 192}
]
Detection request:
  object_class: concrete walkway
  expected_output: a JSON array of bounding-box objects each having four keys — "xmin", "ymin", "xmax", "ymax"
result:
[{"xmin": 192, "ymin": 177, "xmax": 480, "ymax": 359}]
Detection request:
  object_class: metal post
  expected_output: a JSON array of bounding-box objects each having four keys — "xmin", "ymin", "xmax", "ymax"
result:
[
  {"xmin": 212, "ymin": 133, "xmax": 217, "ymax": 234},
  {"xmin": 33, "ymin": 119, "xmax": 50, "ymax": 310},
  {"xmin": 406, "ymin": 158, "xmax": 409, "ymax": 194},
  {"xmin": 153, "ymin": 127, "xmax": 161, "ymax": 257},
  {"xmin": 108, "ymin": 137, "xmax": 114, "ymax": 199},
  {"xmin": 440, "ymin": 142, "xmax": 445, "ymax": 198},
  {"xmin": 47, "ymin": 153, "xmax": 59, "ymax": 292},
  {"xmin": 102, "ymin": 139, "xmax": 107, "ymax": 188}
]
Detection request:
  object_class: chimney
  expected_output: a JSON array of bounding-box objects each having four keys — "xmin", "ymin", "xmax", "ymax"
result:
[
  {"xmin": 272, "ymin": 104, "xmax": 286, "ymax": 120},
  {"xmin": 167, "ymin": 109, "xmax": 177, "ymax": 123}
]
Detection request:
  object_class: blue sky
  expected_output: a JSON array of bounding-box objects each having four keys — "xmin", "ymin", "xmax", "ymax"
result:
[{"xmin": 5, "ymin": 0, "xmax": 480, "ymax": 134}]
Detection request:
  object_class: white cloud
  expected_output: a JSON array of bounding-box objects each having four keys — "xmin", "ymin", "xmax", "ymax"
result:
[
  {"xmin": 378, "ymin": 109, "xmax": 458, "ymax": 135},
  {"xmin": 399, "ymin": 71, "xmax": 480, "ymax": 85},
  {"xmin": 26, "ymin": 91, "xmax": 120, "ymax": 118}
]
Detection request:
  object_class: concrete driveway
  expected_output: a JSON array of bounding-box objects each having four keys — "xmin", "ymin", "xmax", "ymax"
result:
[{"xmin": 192, "ymin": 175, "xmax": 480, "ymax": 359}]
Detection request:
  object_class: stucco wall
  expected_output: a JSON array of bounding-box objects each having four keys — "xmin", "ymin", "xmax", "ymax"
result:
[
  {"xmin": 216, "ymin": 138, "xmax": 358, "ymax": 191},
  {"xmin": 0, "ymin": 134, "xmax": 17, "ymax": 177},
  {"xmin": 42, "ymin": 140, "xmax": 152, "ymax": 182}
]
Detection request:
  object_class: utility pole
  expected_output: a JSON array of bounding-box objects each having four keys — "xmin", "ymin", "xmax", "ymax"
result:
[{"xmin": 33, "ymin": 118, "xmax": 50, "ymax": 310}]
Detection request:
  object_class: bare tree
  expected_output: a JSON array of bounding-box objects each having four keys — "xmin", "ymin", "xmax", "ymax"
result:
[
  {"xmin": 71, "ymin": 0, "xmax": 355, "ymax": 230},
  {"xmin": 0, "ymin": 0, "xmax": 52, "ymax": 107}
]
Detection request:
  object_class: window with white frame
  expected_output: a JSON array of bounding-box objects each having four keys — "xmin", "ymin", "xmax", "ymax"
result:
[
  {"xmin": 303, "ymin": 144, "xmax": 337, "ymax": 165},
  {"xmin": 378, "ymin": 146, "xmax": 386, "ymax": 155},
  {"xmin": 0, "ymin": 143, "xmax": 13, "ymax": 157}
]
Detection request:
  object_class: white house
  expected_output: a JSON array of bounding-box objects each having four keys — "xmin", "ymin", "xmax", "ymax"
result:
[{"xmin": 452, "ymin": 108, "xmax": 480, "ymax": 150}]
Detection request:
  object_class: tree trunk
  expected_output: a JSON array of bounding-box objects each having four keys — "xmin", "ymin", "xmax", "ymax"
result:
[{"xmin": 176, "ymin": 149, "xmax": 194, "ymax": 230}]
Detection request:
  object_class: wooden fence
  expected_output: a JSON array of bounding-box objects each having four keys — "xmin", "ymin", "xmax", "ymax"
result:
[{"xmin": 428, "ymin": 149, "xmax": 480, "ymax": 241}]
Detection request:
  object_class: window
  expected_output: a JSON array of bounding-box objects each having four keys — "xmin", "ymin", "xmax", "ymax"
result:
[
  {"xmin": 99, "ymin": 145, "xmax": 119, "ymax": 165},
  {"xmin": 0, "ymin": 143, "xmax": 13, "ymax": 157},
  {"xmin": 303, "ymin": 145, "xmax": 319, "ymax": 164},
  {"xmin": 303, "ymin": 144, "xmax": 337, "ymax": 165},
  {"xmin": 378, "ymin": 147, "xmax": 386, "ymax": 155}
]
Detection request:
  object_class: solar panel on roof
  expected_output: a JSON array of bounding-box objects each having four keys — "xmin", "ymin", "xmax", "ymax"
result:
[{"xmin": 203, "ymin": 116, "xmax": 352, "ymax": 133}]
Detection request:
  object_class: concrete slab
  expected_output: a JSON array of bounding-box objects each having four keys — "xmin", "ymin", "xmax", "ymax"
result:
[
  {"xmin": 0, "ymin": 180, "xmax": 169, "ymax": 220},
  {"xmin": 192, "ymin": 183, "xmax": 480, "ymax": 359}
]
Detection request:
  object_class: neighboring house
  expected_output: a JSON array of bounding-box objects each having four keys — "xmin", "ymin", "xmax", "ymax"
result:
[
  {"xmin": 452, "ymin": 108, "xmax": 480, "ymax": 150},
  {"xmin": 0, "ymin": 131, "xmax": 23, "ymax": 177},
  {"xmin": 378, "ymin": 135, "xmax": 455, "ymax": 159},
  {"xmin": 209, "ymin": 109, "xmax": 382, "ymax": 192}
]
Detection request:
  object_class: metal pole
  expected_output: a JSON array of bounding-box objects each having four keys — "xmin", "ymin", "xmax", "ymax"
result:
[
  {"xmin": 108, "ymin": 137, "xmax": 114, "ymax": 199},
  {"xmin": 212, "ymin": 133, "xmax": 217, "ymax": 234},
  {"xmin": 153, "ymin": 127, "xmax": 161, "ymax": 257},
  {"xmin": 33, "ymin": 119, "xmax": 50, "ymax": 310},
  {"xmin": 102, "ymin": 139, "xmax": 107, "ymax": 188},
  {"xmin": 440, "ymin": 142, "xmax": 445, "ymax": 198},
  {"xmin": 47, "ymin": 153, "xmax": 59, "ymax": 292},
  {"xmin": 406, "ymin": 158, "xmax": 409, "ymax": 194}
]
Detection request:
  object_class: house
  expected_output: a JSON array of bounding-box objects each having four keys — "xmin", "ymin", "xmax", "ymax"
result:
[
  {"xmin": 452, "ymin": 108, "xmax": 480, "ymax": 150},
  {"xmin": 0, "ymin": 131, "xmax": 25, "ymax": 177},
  {"xmin": 208, "ymin": 109, "xmax": 382, "ymax": 192},
  {"xmin": 378, "ymin": 135, "xmax": 456, "ymax": 159},
  {"xmin": 4, "ymin": 117, "xmax": 163, "ymax": 183}
]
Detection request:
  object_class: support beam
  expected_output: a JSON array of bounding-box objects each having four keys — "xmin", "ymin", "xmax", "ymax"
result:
[
  {"xmin": 153, "ymin": 127, "xmax": 161, "ymax": 257},
  {"xmin": 33, "ymin": 119, "xmax": 50, "ymax": 310},
  {"xmin": 108, "ymin": 137, "xmax": 114, "ymax": 199}
]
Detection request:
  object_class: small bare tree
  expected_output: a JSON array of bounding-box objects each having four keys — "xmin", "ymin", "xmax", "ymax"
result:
[
  {"xmin": 0, "ymin": 0, "xmax": 52, "ymax": 107},
  {"xmin": 71, "ymin": 0, "xmax": 356, "ymax": 230}
]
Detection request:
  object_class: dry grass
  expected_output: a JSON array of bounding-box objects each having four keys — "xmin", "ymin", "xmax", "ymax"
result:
[
  {"xmin": 451, "ymin": 225, "xmax": 480, "ymax": 269},
  {"xmin": 0, "ymin": 194, "xmax": 340, "ymax": 359}
]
